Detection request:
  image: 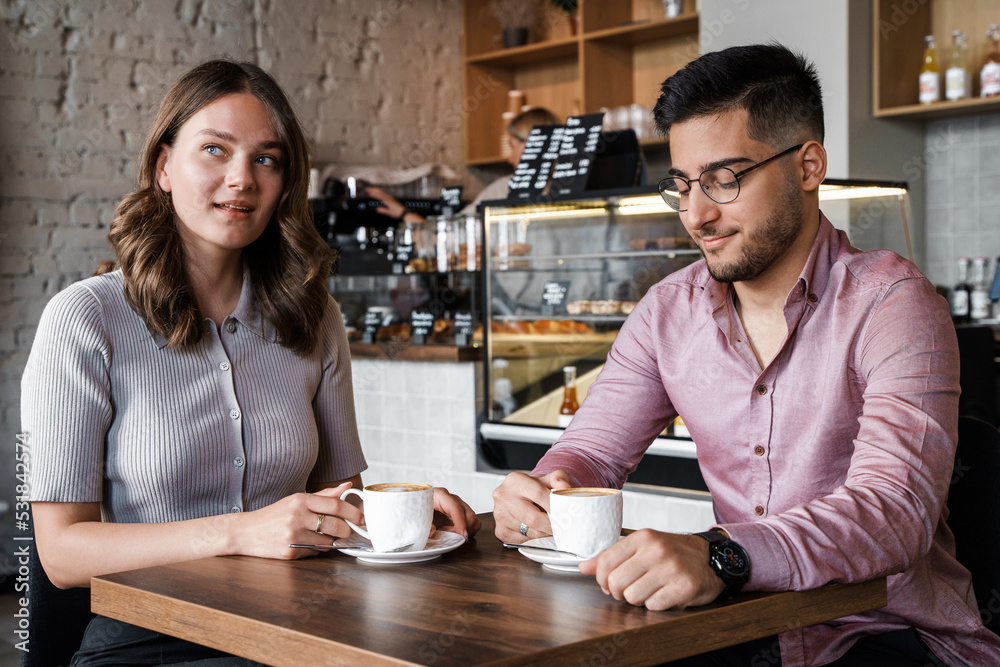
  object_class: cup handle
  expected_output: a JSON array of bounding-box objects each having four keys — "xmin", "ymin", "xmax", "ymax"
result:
[{"xmin": 340, "ymin": 488, "xmax": 370, "ymax": 540}]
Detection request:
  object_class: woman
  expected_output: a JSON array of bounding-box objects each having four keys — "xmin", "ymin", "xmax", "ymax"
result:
[
  {"xmin": 367, "ymin": 106, "xmax": 560, "ymax": 221},
  {"xmin": 22, "ymin": 59, "xmax": 479, "ymax": 665}
]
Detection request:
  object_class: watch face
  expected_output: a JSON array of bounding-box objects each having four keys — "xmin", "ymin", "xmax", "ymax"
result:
[{"xmin": 716, "ymin": 544, "xmax": 749, "ymax": 578}]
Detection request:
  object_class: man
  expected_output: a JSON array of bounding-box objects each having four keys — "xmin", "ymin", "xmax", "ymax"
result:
[{"xmin": 492, "ymin": 44, "xmax": 1000, "ymax": 666}]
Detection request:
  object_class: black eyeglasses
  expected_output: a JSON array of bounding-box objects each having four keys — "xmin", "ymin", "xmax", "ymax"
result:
[{"xmin": 658, "ymin": 144, "xmax": 804, "ymax": 212}]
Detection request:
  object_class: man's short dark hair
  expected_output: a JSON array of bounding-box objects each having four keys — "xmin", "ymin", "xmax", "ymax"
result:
[{"xmin": 653, "ymin": 43, "xmax": 824, "ymax": 148}]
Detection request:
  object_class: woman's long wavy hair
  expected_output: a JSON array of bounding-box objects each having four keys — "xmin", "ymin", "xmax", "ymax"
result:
[{"xmin": 108, "ymin": 59, "xmax": 333, "ymax": 355}]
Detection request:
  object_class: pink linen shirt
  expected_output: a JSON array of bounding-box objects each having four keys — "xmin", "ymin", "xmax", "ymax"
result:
[{"xmin": 534, "ymin": 214, "xmax": 1000, "ymax": 666}]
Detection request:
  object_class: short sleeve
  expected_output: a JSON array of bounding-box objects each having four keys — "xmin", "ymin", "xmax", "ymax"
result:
[
  {"xmin": 22, "ymin": 284, "xmax": 113, "ymax": 503},
  {"xmin": 308, "ymin": 296, "xmax": 367, "ymax": 485}
]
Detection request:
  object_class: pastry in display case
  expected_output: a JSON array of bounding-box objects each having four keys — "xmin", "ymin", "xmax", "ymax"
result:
[{"xmin": 478, "ymin": 181, "xmax": 914, "ymax": 490}]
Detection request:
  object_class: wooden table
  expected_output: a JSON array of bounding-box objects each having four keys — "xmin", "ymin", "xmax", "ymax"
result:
[{"xmin": 91, "ymin": 515, "xmax": 886, "ymax": 666}]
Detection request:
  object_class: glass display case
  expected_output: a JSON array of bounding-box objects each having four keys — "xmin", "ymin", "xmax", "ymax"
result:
[
  {"xmin": 316, "ymin": 194, "xmax": 484, "ymax": 360},
  {"xmin": 477, "ymin": 181, "xmax": 913, "ymax": 490}
]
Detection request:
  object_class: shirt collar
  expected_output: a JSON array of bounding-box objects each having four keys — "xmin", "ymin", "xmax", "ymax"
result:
[
  {"xmin": 228, "ymin": 267, "xmax": 280, "ymax": 343},
  {"xmin": 793, "ymin": 211, "xmax": 839, "ymax": 307},
  {"xmin": 151, "ymin": 267, "xmax": 279, "ymax": 348},
  {"xmin": 700, "ymin": 211, "xmax": 839, "ymax": 313}
]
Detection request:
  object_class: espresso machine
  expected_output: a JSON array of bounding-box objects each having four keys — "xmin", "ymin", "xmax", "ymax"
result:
[{"xmin": 310, "ymin": 177, "xmax": 454, "ymax": 275}]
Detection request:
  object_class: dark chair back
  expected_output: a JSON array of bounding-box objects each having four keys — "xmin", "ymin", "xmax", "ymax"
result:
[
  {"xmin": 956, "ymin": 326, "xmax": 998, "ymax": 426},
  {"xmin": 20, "ymin": 507, "xmax": 94, "ymax": 667},
  {"xmin": 949, "ymin": 415, "xmax": 1000, "ymax": 636}
]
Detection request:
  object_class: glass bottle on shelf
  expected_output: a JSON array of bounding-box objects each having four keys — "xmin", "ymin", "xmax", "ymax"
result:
[
  {"xmin": 920, "ymin": 35, "xmax": 941, "ymax": 104},
  {"xmin": 945, "ymin": 30, "xmax": 969, "ymax": 101},
  {"xmin": 971, "ymin": 256, "xmax": 991, "ymax": 321},
  {"xmin": 961, "ymin": 32, "xmax": 973, "ymax": 98},
  {"xmin": 952, "ymin": 257, "xmax": 972, "ymax": 324},
  {"xmin": 990, "ymin": 256, "xmax": 1000, "ymax": 319},
  {"xmin": 558, "ymin": 365, "xmax": 579, "ymax": 428},
  {"xmin": 982, "ymin": 25, "xmax": 1000, "ymax": 98}
]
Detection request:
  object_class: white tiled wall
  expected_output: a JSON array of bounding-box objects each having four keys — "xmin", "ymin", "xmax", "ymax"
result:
[
  {"xmin": 353, "ymin": 359, "xmax": 500, "ymax": 513},
  {"xmin": 923, "ymin": 112, "xmax": 1000, "ymax": 289},
  {"xmin": 351, "ymin": 358, "xmax": 715, "ymax": 532}
]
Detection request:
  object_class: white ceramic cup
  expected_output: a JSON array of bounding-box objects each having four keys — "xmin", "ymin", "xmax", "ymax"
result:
[
  {"xmin": 549, "ymin": 487, "xmax": 623, "ymax": 558},
  {"xmin": 341, "ymin": 482, "xmax": 434, "ymax": 552}
]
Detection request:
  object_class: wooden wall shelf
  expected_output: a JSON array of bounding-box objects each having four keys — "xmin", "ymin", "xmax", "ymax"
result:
[
  {"xmin": 874, "ymin": 0, "xmax": 1000, "ymax": 120},
  {"xmin": 461, "ymin": 0, "xmax": 699, "ymax": 165},
  {"xmin": 876, "ymin": 96, "xmax": 1000, "ymax": 120}
]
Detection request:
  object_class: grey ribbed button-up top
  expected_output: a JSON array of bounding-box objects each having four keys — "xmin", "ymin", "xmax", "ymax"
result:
[{"xmin": 22, "ymin": 270, "xmax": 367, "ymax": 523}]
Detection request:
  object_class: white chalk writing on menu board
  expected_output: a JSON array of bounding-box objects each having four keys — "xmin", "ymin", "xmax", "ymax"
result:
[
  {"xmin": 453, "ymin": 311, "xmax": 474, "ymax": 346},
  {"xmin": 507, "ymin": 124, "xmax": 562, "ymax": 200},
  {"xmin": 542, "ymin": 281, "xmax": 570, "ymax": 308},
  {"xmin": 410, "ymin": 310, "xmax": 435, "ymax": 344},
  {"xmin": 440, "ymin": 186, "xmax": 463, "ymax": 209},
  {"xmin": 550, "ymin": 113, "xmax": 605, "ymax": 196}
]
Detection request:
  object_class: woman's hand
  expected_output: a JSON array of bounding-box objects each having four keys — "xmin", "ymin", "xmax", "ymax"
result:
[
  {"xmin": 432, "ymin": 487, "xmax": 482, "ymax": 539},
  {"xmin": 233, "ymin": 482, "xmax": 364, "ymax": 560}
]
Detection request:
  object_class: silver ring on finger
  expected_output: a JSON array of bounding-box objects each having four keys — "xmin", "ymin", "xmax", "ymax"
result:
[
  {"xmin": 315, "ymin": 513, "xmax": 327, "ymax": 535},
  {"xmin": 519, "ymin": 522, "xmax": 528, "ymax": 537}
]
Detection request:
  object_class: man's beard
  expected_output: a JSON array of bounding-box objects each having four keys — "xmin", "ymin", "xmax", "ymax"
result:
[{"xmin": 703, "ymin": 177, "xmax": 804, "ymax": 284}]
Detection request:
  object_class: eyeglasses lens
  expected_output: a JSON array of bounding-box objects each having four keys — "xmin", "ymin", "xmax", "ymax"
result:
[{"xmin": 658, "ymin": 168, "xmax": 741, "ymax": 211}]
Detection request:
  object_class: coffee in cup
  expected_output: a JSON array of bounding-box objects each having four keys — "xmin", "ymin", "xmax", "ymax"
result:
[
  {"xmin": 341, "ymin": 482, "xmax": 434, "ymax": 552},
  {"xmin": 549, "ymin": 487, "xmax": 623, "ymax": 558}
]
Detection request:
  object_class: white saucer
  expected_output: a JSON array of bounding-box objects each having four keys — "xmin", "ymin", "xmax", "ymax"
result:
[
  {"xmin": 335, "ymin": 531, "xmax": 467, "ymax": 564},
  {"xmin": 517, "ymin": 537, "xmax": 588, "ymax": 573}
]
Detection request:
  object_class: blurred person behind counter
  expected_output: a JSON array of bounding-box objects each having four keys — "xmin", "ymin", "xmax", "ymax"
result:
[{"xmin": 366, "ymin": 107, "xmax": 560, "ymax": 222}]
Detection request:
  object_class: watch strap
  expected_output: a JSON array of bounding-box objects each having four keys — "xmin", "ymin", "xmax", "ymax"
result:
[
  {"xmin": 694, "ymin": 530, "xmax": 750, "ymax": 600},
  {"xmin": 694, "ymin": 529, "xmax": 727, "ymax": 544}
]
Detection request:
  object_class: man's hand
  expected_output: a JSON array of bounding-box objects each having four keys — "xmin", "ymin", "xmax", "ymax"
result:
[
  {"xmin": 578, "ymin": 529, "xmax": 725, "ymax": 610},
  {"xmin": 492, "ymin": 470, "xmax": 572, "ymax": 543}
]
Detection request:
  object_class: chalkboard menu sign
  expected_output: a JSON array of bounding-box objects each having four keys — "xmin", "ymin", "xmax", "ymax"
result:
[
  {"xmin": 541, "ymin": 280, "xmax": 571, "ymax": 316},
  {"xmin": 362, "ymin": 309, "xmax": 385, "ymax": 344},
  {"xmin": 392, "ymin": 241, "xmax": 414, "ymax": 274},
  {"xmin": 507, "ymin": 124, "xmax": 562, "ymax": 201},
  {"xmin": 549, "ymin": 113, "xmax": 605, "ymax": 197},
  {"xmin": 440, "ymin": 186, "xmax": 463, "ymax": 213},
  {"xmin": 410, "ymin": 310, "xmax": 435, "ymax": 344},
  {"xmin": 453, "ymin": 311, "xmax": 475, "ymax": 346}
]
